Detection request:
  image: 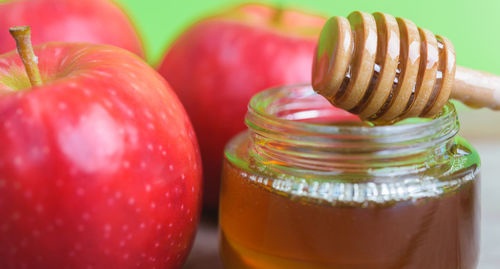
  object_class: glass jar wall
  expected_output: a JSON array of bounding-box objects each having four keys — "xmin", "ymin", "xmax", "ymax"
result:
[{"xmin": 219, "ymin": 85, "xmax": 480, "ymax": 269}]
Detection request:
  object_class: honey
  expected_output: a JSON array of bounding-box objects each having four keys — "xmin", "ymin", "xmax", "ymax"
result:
[
  {"xmin": 219, "ymin": 85, "xmax": 480, "ymax": 269},
  {"xmin": 220, "ymin": 159, "xmax": 479, "ymax": 269}
]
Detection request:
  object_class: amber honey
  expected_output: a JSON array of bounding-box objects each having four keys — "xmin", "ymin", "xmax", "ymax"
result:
[
  {"xmin": 220, "ymin": 159, "xmax": 479, "ymax": 269},
  {"xmin": 219, "ymin": 85, "xmax": 480, "ymax": 269}
]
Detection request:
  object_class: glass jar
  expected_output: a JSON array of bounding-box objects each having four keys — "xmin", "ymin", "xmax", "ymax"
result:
[{"xmin": 219, "ymin": 85, "xmax": 480, "ymax": 269}]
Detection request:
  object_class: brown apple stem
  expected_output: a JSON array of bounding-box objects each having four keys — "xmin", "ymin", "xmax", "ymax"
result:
[
  {"xmin": 271, "ymin": 4, "xmax": 284, "ymax": 24},
  {"xmin": 9, "ymin": 26, "xmax": 43, "ymax": 87}
]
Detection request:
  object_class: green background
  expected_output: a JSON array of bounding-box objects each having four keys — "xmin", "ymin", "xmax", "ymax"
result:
[{"xmin": 117, "ymin": 0, "xmax": 500, "ymax": 75}]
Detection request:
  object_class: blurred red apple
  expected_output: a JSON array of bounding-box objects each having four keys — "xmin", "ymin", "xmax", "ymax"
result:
[
  {"xmin": 158, "ymin": 4, "xmax": 357, "ymax": 209},
  {"xmin": 0, "ymin": 0, "xmax": 143, "ymax": 57},
  {"xmin": 0, "ymin": 28, "xmax": 201, "ymax": 268}
]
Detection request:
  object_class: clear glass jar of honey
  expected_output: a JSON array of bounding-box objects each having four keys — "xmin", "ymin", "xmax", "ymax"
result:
[{"xmin": 219, "ymin": 85, "xmax": 480, "ymax": 269}]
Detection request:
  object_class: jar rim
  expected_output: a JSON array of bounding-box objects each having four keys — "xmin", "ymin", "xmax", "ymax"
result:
[{"xmin": 247, "ymin": 84, "xmax": 458, "ymax": 144}]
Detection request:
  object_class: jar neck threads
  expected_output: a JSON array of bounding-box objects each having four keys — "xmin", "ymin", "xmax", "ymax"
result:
[{"xmin": 246, "ymin": 85, "xmax": 458, "ymax": 175}]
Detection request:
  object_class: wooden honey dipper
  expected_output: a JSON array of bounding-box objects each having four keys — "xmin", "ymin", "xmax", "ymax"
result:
[{"xmin": 312, "ymin": 11, "xmax": 500, "ymax": 122}]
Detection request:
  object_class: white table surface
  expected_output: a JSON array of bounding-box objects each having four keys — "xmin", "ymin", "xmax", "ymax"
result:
[{"xmin": 184, "ymin": 108, "xmax": 500, "ymax": 269}]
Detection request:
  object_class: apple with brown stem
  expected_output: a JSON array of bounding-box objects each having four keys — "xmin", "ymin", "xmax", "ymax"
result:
[
  {"xmin": 0, "ymin": 26, "xmax": 201, "ymax": 268},
  {"xmin": 158, "ymin": 3, "xmax": 358, "ymax": 209}
]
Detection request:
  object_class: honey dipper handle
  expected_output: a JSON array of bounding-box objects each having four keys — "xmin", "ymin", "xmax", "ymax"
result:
[{"xmin": 452, "ymin": 66, "xmax": 500, "ymax": 110}]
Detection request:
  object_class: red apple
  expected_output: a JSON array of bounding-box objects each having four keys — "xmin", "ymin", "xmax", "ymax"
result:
[
  {"xmin": 0, "ymin": 28, "xmax": 201, "ymax": 268},
  {"xmin": 158, "ymin": 4, "xmax": 358, "ymax": 209},
  {"xmin": 0, "ymin": 0, "xmax": 143, "ymax": 57}
]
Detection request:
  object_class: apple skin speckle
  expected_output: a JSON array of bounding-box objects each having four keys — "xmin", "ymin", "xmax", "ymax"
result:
[{"xmin": 0, "ymin": 42, "xmax": 202, "ymax": 268}]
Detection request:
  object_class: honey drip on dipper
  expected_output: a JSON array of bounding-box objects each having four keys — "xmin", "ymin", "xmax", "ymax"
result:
[{"xmin": 312, "ymin": 11, "xmax": 500, "ymax": 123}]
